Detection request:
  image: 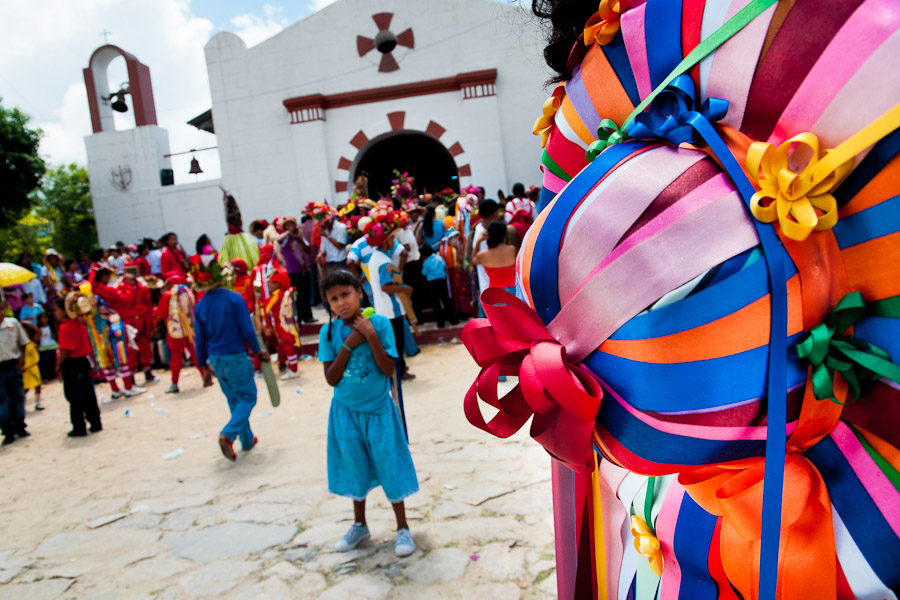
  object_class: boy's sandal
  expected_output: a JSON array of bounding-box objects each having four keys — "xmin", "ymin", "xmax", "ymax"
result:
[{"xmin": 218, "ymin": 435, "xmax": 237, "ymax": 461}]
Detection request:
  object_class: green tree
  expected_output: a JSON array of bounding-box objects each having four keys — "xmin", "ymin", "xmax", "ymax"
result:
[
  {"xmin": 0, "ymin": 97, "xmax": 45, "ymax": 223},
  {"xmin": 35, "ymin": 164, "xmax": 98, "ymax": 257}
]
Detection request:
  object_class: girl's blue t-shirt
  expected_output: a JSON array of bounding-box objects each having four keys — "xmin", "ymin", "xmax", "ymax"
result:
[
  {"xmin": 422, "ymin": 223, "xmax": 446, "ymax": 250},
  {"xmin": 318, "ymin": 313, "xmax": 398, "ymax": 413}
]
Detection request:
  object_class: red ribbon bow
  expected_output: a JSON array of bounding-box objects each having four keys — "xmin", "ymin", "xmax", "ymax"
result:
[{"xmin": 461, "ymin": 288, "xmax": 604, "ymax": 472}]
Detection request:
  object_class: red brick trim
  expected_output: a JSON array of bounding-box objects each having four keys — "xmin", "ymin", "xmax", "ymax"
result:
[
  {"xmin": 425, "ymin": 121, "xmax": 446, "ymax": 139},
  {"xmin": 396, "ymin": 28, "xmax": 415, "ymax": 49},
  {"xmin": 373, "ymin": 12, "xmax": 392, "ymax": 30},
  {"xmin": 357, "ymin": 35, "xmax": 375, "ymax": 57},
  {"xmin": 84, "ymin": 45, "xmax": 158, "ymax": 133},
  {"xmin": 448, "ymin": 142, "xmax": 464, "ymax": 157},
  {"xmin": 457, "ymin": 164, "xmax": 472, "ymax": 177},
  {"xmin": 387, "ymin": 111, "xmax": 405, "ymax": 131},
  {"xmin": 335, "ymin": 181, "xmax": 348, "ymax": 193},
  {"xmin": 337, "ymin": 157, "xmax": 353, "ymax": 171},
  {"xmin": 349, "ymin": 130, "xmax": 369, "ymax": 149},
  {"xmin": 283, "ymin": 69, "xmax": 497, "ymax": 116}
]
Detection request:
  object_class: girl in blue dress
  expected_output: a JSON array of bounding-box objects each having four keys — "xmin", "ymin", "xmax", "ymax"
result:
[{"xmin": 318, "ymin": 270, "xmax": 419, "ymax": 557}]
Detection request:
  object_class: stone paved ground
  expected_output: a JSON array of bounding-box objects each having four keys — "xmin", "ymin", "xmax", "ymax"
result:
[{"xmin": 0, "ymin": 342, "xmax": 557, "ymax": 599}]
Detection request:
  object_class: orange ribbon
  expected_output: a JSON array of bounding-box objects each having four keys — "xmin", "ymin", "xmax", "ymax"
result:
[
  {"xmin": 584, "ymin": 1, "xmax": 629, "ymax": 47},
  {"xmin": 532, "ymin": 83, "xmax": 566, "ymax": 148},
  {"xmin": 460, "ymin": 288, "xmax": 604, "ymax": 472},
  {"xmin": 679, "ymin": 371, "xmax": 847, "ymax": 600}
]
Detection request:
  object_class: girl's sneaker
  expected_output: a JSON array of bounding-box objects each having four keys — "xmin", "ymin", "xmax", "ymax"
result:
[
  {"xmin": 394, "ymin": 529, "xmax": 416, "ymax": 557},
  {"xmin": 279, "ymin": 370, "xmax": 299, "ymax": 380},
  {"xmin": 34, "ymin": 402, "xmax": 45, "ymax": 411},
  {"xmin": 335, "ymin": 523, "xmax": 370, "ymax": 552}
]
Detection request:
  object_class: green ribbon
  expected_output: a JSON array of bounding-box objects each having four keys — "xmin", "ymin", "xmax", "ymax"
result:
[
  {"xmin": 644, "ymin": 475, "xmax": 656, "ymax": 532},
  {"xmin": 584, "ymin": 0, "xmax": 778, "ymax": 163},
  {"xmin": 586, "ymin": 119, "xmax": 627, "ymax": 162},
  {"xmin": 541, "ymin": 148, "xmax": 571, "ymax": 182},
  {"xmin": 796, "ymin": 292, "xmax": 900, "ymax": 404}
]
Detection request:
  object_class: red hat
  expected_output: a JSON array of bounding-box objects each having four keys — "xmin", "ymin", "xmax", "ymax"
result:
[
  {"xmin": 269, "ymin": 268, "xmax": 291, "ymax": 291},
  {"xmin": 165, "ymin": 272, "xmax": 187, "ymax": 286},
  {"xmin": 230, "ymin": 258, "xmax": 248, "ymax": 276},
  {"xmin": 258, "ymin": 244, "xmax": 274, "ymax": 265}
]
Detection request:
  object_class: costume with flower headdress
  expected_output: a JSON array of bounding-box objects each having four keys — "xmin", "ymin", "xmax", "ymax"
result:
[
  {"xmin": 155, "ymin": 274, "xmax": 202, "ymax": 388},
  {"xmin": 463, "ymin": 2, "xmax": 900, "ymax": 599},
  {"xmin": 363, "ymin": 205, "xmax": 414, "ymax": 376},
  {"xmin": 88, "ymin": 266, "xmax": 138, "ymax": 392},
  {"xmin": 307, "ymin": 203, "xmax": 348, "ymax": 271}
]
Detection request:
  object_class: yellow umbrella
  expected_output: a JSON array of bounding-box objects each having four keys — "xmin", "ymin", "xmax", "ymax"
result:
[{"xmin": 0, "ymin": 263, "xmax": 37, "ymax": 300}]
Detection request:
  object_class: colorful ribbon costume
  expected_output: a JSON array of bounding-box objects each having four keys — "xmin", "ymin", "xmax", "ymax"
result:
[{"xmin": 463, "ymin": 1, "xmax": 900, "ymax": 598}]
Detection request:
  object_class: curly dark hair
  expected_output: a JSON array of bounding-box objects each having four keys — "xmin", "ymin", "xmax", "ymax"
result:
[{"xmin": 532, "ymin": 0, "xmax": 598, "ymax": 82}]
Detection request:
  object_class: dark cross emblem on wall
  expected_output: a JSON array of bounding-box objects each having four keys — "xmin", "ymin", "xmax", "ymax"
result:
[
  {"xmin": 109, "ymin": 165, "xmax": 132, "ymax": 191},
  {"xmin": 357, "ymin": 13, "xmax": 414, "ymax": 73}
]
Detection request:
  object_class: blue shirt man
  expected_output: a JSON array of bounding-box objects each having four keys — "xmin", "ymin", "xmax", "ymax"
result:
[{"xmin": 194, "ymin": 286, "xmax": 267, "ymax": 461}]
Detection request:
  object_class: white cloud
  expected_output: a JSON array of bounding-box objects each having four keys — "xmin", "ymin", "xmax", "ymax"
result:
[
  {"xmin": 0, "ymin": 0, "xmax": 221, "ymax": 182},
  {"xmin": 309, "ymin": 0, "xmax": 339, "ymax": 11},
  {"xmin": 231, "ymin": 4, "xmax": 288, "ymax": 47}
]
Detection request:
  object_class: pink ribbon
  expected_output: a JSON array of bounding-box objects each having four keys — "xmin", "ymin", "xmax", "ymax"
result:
[{"xmin": 461, "ymin": 287, "xmax": 604, "ymax": 472}]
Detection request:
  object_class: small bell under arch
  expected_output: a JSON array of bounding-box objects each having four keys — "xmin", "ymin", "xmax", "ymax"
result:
[{"xmin": 188, "ymin": 155, "xmax": 203, "ymax": 175}]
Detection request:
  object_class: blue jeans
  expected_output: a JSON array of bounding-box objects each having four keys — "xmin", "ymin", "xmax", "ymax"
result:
[
  {"xmin": 0, "ymin": 362, "xmax": 26, "ymax": 437},
  {"xmin": 209, "ymin": 353, "xmax": 257, "ymax": 448}
]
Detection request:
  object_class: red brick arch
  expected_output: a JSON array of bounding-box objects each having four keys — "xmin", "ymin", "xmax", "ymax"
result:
[{"xmin": 334, "ymin": 113, "xmax": 469, "ymax": 195}]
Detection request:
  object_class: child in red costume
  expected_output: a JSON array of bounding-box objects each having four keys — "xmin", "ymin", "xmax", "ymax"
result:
[
  {"xmin": 155, "ymin": 274, "xmax": 204, "ymax": 394},
  {"xmin": 90, "ymin": 264, "xmax": 146, "ymax": 398},
  {"xmin": 264, "ymin": 268, "xmax": 300, "ymax": 380},
  {"xmin": 251, "ymin": 245, "xmax": 284, "ymax": 374},
  {"xmin": 117, "ymin": 262, "xmax": 157, "ymax": 384},
  {"xmin": 230, "ymin": 259, "xmax": 255, "ymax": 314}
]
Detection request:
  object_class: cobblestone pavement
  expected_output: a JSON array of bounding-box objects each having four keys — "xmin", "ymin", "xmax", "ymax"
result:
[{"xmin": 0, "ymin": 343, "xmax": 557, "ymax": 599}]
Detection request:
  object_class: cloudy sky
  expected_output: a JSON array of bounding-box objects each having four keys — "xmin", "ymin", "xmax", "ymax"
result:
[{"xmin": 0, "ymin": 0, "xmax": 341, "ymax": 183}]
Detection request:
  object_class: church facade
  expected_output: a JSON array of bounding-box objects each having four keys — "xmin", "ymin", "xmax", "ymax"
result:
[{"xmin": 84, "ymin": 0, "xmax": 549, "ymax": 247}]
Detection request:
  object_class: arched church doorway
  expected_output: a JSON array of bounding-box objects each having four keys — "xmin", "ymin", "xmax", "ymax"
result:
[{"xmin": 353, "ymin": 132, "xmax": 458, "ymax": 200}]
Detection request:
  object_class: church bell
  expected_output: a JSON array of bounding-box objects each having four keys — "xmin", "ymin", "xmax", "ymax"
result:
[{"xmin": 188, "ymin": 155, "xmax": 203, "ymax": 175}]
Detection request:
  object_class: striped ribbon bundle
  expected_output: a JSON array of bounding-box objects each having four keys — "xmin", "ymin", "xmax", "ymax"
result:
[{"xmin": 462, "ymin": 1, "xmax": 900, "ymax": 598}]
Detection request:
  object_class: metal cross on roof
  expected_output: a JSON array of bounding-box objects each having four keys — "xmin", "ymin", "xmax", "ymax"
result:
[{"xmin": 99, "ymin": 29, "xmax": 112, "ymax": 44}]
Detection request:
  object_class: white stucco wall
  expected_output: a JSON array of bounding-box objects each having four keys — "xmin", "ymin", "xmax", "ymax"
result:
[
  {"xmin": 205, "ymin": 0, "xmax": 551, "ymax": 217},
  {"xmin": 84, "ymin": 0, "xmax": 553, "ymax": 247},
  {"xmin": 86, "ymin": 125, "xmax": 172, "ymax": 247}
]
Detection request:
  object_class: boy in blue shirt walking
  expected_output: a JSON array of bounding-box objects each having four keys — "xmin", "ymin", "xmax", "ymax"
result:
[
  {"xmin": 192, "ymin": 255, "xmax": 270, "ymax": 461},
  {"xmin": 420, "ymin": 245, "xmax": 457, "ymax": 329}
]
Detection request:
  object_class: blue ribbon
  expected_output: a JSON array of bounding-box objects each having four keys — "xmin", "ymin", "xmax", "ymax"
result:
[
  {"xmin": 619, "ymin": 73, "xmax": 790, "ymax": 600},
  {"xmin": 625, "ymin": 75, "xmax": 729, "ymax": 147}
]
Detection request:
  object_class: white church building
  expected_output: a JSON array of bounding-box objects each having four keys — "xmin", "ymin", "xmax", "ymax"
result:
[{"xmin": 84, "ymin": 0, "xmax": 550, "ymax": 247}]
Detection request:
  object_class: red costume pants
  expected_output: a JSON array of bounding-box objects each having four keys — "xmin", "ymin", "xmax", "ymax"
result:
[
  {"xmin": 166, "ymin": 335, "xmax": 202, "ymax": 384},
  {"xmin": 124, "ymin": 315, "xmax": 153, "ymax": 372},
  {"xmin": 278, "ymin": 341, "xmax": 298, "ymax": 372}
]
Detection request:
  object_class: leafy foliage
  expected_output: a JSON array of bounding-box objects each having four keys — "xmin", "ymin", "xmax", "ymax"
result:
[
  {"xmin": 35, "ymin": 164, "xmax": 98, "ymax": 257},
  {"xmin": 0, "ymin": 97, "xmax": 45, "ymax": 223},
  {"xmin": 0, "ymin": 164, "xmax": 98, "ymax": 262}
]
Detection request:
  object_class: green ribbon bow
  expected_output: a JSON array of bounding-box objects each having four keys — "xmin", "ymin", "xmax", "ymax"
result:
[
  {"xmin": 586, "ymin": 119, "xmax": 626, "ymax": 162},
  {"xmin": 796, "ymin": 292, "xmax": 900, "ymax": 404}
]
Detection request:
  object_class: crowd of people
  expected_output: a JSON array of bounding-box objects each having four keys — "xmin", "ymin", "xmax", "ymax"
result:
[
  {"xmin": 0, "ymin": 174, "xmax": 537, "ymax": 441},
  {"xmin": 0, "ymin": 174, "xmax": 537, "ymax": 556}
]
